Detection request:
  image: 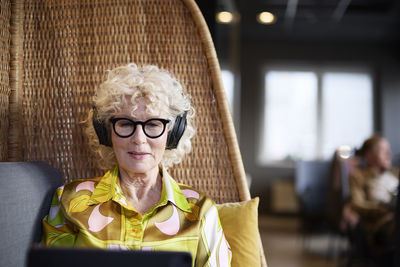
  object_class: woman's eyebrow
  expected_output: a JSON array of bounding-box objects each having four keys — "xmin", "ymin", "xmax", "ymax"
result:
[{"xmin": 114, "ymin": 115, "xmax": 163, "ymax": 121}]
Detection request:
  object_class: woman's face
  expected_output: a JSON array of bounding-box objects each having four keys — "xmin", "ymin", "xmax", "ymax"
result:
[
  {"xmin": 374, "ymin": 139, "xmax": 392, "ymax": 170},
  {"xmin": 111, "ymin": 97, "xmax": 169, "ymax": 177},
  {"xmin": 367, "ymin": 138, "xmax": 392, "ymax": 171}
]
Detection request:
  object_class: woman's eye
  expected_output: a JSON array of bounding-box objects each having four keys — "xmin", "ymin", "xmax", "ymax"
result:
[{"xmin": 119, "ymin": 122, "xmax": 132, "ymax": 127}]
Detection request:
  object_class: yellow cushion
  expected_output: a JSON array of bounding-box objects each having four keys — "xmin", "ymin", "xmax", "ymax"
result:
[{"xmin": 217, "ymin": 197, "xmax": 260, "ymax": 267}]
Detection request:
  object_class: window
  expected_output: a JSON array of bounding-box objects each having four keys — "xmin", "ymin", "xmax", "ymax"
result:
[
  {"xmin": 258, "ymin": 67, "xmax": 373, "ymax": 165},
  {"xmin": 221, "ymin": 68, "xmax": 240, "ymax": 134},
  {"xmin": 259, "ymin": 71, "xmax": 318, "ymax": 162},
  {"xmin": 221, "ymin": 69, "xmax": 234, "ymax": 112},
  {"xmin": 321, "ymin": 72, "xmax": 373, "ymax": 159}
]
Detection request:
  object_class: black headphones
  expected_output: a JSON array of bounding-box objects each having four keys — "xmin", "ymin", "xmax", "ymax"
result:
[
  {"xmin": 165, "ymin": 111, "xmax": 187, "ymax": 150},
  {"xmin": 92, "ymin": 106, "xmax": 187, "ymax": 150}
]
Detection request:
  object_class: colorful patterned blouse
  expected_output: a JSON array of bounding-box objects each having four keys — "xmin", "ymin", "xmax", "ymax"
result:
[{"xmin": 42, "ymin": 165, "xmax": 231, "ymax": 267}]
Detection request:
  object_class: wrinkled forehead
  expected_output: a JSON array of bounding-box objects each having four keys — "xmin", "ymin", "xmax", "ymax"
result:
[{"xmin": 120, "ymin": 95, "xmax": 168, "ymax": 117}]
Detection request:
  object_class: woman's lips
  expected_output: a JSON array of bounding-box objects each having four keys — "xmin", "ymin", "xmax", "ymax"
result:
[{"xmin": 128, "ymin": 151, "xmax": 149, "ymax": 160}]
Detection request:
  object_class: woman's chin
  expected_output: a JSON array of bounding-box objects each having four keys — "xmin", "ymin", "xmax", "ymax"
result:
[{"xmin": 120, "ymin": 162, "xmax": 157, "ymax": 176}]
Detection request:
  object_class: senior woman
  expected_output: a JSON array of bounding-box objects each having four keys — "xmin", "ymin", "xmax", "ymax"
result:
[{"xmin": 42, "ymin": 63, "xmax": 231, "ymax": 267}]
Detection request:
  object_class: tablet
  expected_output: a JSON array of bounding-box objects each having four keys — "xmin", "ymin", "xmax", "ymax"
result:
[{"xmin": 27, "ymin": 246, "xmax": 192, "ymax": 267}]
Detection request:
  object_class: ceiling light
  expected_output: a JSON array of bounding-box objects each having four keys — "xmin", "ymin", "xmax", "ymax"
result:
[
  {"xmin": 216, "ymin": 11, "xmax": 233, "ymax": 24},
  {"xmin": 257, "ymin": 11, "xmax": 276, "ymax": 24}
]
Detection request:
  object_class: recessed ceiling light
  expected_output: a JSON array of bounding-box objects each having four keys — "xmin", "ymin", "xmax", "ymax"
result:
[
  {"xmin": 216, "ymin": 11, "xmax": 233, "ymax": 24},
  {"xmin": 257, "ymin": 11, "xmax": 276, "ymax": 24}
]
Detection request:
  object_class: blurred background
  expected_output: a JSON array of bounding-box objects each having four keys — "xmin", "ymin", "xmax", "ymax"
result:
[{"xmin": 196, "ymin": 0, "xmax": 400, "ymax": 266}]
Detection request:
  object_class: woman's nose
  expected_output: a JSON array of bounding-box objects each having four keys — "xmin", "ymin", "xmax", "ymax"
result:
[{"xmin": 131, "ymin": 125, "xmax": 147, "ymax": 144}]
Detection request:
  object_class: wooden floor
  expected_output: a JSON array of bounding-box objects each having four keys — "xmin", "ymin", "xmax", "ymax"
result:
[{"xmin": 259, "ymin": 215, "xmax": 348, "ymax": 267}]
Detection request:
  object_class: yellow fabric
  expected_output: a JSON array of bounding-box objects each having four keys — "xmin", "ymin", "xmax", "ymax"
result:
[
  {"xmin": 42, "ymin": 165, "xmax": 231, "ymax": 267},
  {"xmin": 217, "ymin": 198, "xmax": 260, "ymax": 267}
]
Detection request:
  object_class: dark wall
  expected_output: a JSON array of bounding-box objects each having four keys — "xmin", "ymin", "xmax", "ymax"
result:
[
  {"xmin": 195, "ymin": 0, "xmax": 216, "ymax": 38},
  {"xmin": 239, "ymin": 40, "xmax": 400, "ymax": 213},
  {"xmin": 195, "ymin": 0, "xmax": 400, "ymax": 214},
  {"xmin": 382, "ymin": 63, "xmax": 400, "ymax": 166}
]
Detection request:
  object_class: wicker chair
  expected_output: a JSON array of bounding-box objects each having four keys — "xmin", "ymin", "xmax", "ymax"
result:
[{"xmin": 1, "ymin": 0, "xmax": 267, "ymax": 265}]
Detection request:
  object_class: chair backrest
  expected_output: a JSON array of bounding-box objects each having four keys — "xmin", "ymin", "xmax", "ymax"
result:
[
  {"xmin": 325, "ymin": 151, "xmax": 351, "ymax": 230},
  {"xmin": 295, "ymin": 160, "xmax": 332, "ymax": 215},
  {"xmin": 4, "ymin": 0, "xmax": 249, "ymax": 204},
  {"xmin": 0, "ymin": 161, "xmax": 63, "ymax": 267},
  {"xmin": 0, "ymin": 0, "xmax": 11, "ymax": 161}
]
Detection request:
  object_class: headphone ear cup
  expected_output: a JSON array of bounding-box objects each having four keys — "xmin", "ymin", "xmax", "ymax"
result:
[
  {"xmin": 166, "ymin": 111, "xmax": 187, "ymax": 150},
  {"xmin": 92, "ymin": 107, "xmax": 112, "ymax": 147}
]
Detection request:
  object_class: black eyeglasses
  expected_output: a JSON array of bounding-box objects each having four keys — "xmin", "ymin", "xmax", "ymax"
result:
[{"xmin": 110, "ymin": 118, "xmax": 170, "ymax": 139}]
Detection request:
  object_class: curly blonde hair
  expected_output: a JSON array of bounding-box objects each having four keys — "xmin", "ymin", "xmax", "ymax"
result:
[{"xmin": 85, "ymin": 63, "xmax": 195, "ymax": 170}]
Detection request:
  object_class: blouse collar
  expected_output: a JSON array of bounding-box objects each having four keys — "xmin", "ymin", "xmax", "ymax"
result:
[{"xmin": 88, "ymin": 165, "xmax": 192, "ymax": 214}]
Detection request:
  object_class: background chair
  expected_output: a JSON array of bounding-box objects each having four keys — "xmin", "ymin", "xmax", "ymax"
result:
[
  {"xmin": 0, "ymin": 161, "xmax": 63, "ymax": 267},
  {"xmin": 325, "ymin": 151, "xmax": 356, "ymax": 263},
  {"xmin": 326, "ymin": 151, "xmax": 350, "ymax": 231},
  {"xmin": 295, "ymin": 160, "xmax": 332, "ymax": 248},
  {"xmin": 1, "ymin": 0, "xmax": 266, "ymax": 265}
]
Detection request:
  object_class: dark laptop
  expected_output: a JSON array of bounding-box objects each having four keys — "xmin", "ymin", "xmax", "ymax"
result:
[{"xmin": 27, "ymin": 247, "xmax": 192, "ymax": 267}]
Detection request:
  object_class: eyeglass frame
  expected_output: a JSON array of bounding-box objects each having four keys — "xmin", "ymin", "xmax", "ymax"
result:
[{"xmin": 109, "ymin": 117, "xmax": 171, "ymax": 139}]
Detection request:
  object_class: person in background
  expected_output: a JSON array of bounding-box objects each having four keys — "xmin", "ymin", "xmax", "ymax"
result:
[
  {"xmin": 41, "ymin": 63, "xmax": 231, "ymax": 267},
  {"xmin": 349, "ymin": 134, "xmax": 399, "ymax": 265},
  {"xmin": 394, "ymin": 174, "xmax": 400, "ymax": 267}
]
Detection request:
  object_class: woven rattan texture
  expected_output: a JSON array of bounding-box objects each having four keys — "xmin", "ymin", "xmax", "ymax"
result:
[
  {"xmin": 0, "ymin": 0, "xmax": 11, "ymax": 161},
  {"xmin": 20, "ymin": 0, "xmax": 239, "ymax": 203}
]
